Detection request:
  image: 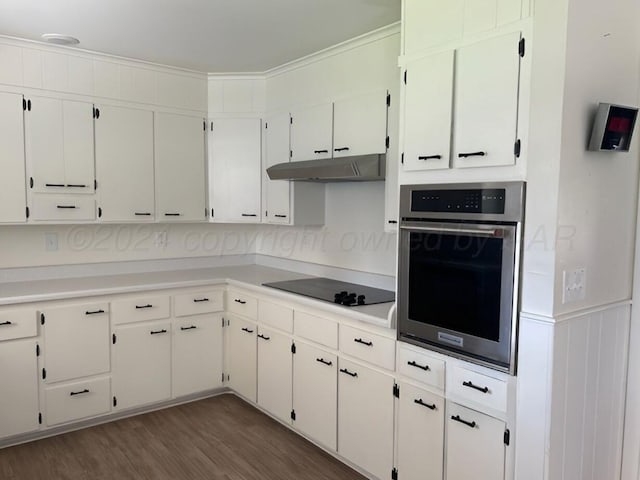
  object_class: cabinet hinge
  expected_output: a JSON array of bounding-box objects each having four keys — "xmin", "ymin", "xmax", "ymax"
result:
[
  {"xmin": 42, "ymin": 368, "xmax": 47, "ymax": 380},
  {"xmin": 291, "ymin": 342, "xmax": 296, "ymax": 354},
  {"xmin": 504, "ymin": 429, "xmax": 511, "ymax": 446},
  {"xmin": 265, "ymin": 210, "xmax": 268, "ymax": 217},
  {"xmin": 290, "ymin": 116, "xmax": 293, "ymax": 125},
  {"xmin": 23, "ymin": 98, "xmax": 27, "ymax": 111},
  {"xmin": 519, "ymin": 38, "xmax": 526, "ymax": 57},
  {"xmin": 265, "ymin": 122, "xmax": 268, "ymax": 129},
  {"xmin": 38, "ymin": 413, "xmax": 42, "ymax": 425},
  {"xmin": 29, "ymin": 177, "xmax": 34, "ymax": 189},
  {"xmin": 514, "ymin": 139, "xmax": 522, "ymax": 158},
  {"xmin": 113, "ymin": 396, "xmax": 117, "ymax": 407},
  {"xmin": 40, "ymin": 313, "xmax": 45, "ymax": 325},
  {"xmin": 27, "ymin": 99, "xmax": 31, "ymax": 111},
  {"xmin": 386, "ymin": 136, "xmax": 390, "ymax": 149},
  {"xmin": 210, "ymin": 121, "xmax": 213, "ymax": 131},
  {"xmin": 393, "ymin": 383, "xmax": 400, "ymax": 398},
  {"xmin": 94, "ymin": 179, "xmax": 98, "ymax": 190},
  {"xmin": 112, "ymin": 333, "xmax": 117, "ymax": 345},
  {"xmin": 36, "ymin": 344, "xmax": 40, "ymax": 357},
  {"xmin": 203, "ymin": 120, "xmax": 206, "ymax": 131},
  {"xmin": 290, "ymin": 409, "xmax": 296, "ymax": 421},
  {"xmin": 98, "ymin": 207, "xmax": 103, "ymax": 218},
  {"xmin": 92, "ymin": 107, "xmax": 96, "ymax": 119},
  {"xmin": 221, "ymin": 317, "xmax": 225, "ymax": 327},
  {"xmin": 392, "ymin": 467, "xmax": 398, "ymax": 480},
  {"xmin": 290, "ymin": 150, "xmax": 293, "ymax": 158},
  {"xmin": 404, "ymin": 70, "xmax": 407, "ymax": 85},
  {"xmin": 94, "ymin": 108, "xmax": 99, "ymax": 119},
  {"xmin": 221, "ymin": 372, "xmax": 225, "ymax": 383},
  {"xmin": 401, "ymin": 152, "xmax": 404, "ymax": 164},
  {"xmin": 386, "ymin": 93, "xmax": 391, "ymax": 107},
  {"xmin": 26, "ymin": 206, "xmax": 30, "ymax": 219}
]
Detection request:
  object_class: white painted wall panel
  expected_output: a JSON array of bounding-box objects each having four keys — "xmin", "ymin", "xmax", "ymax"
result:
[
  {"xmin": 22, "ymin": 48, "xmax": 43, "ymax": 89},
  {"xmin": 67, "ymin": 56, "xmax": 94, "ymax": 96},
  {"xmin": 0, "ymin": 44, "xmax": 23, "ymax": 85},
  {"xmin": 93, "ymin": 60, "xmax": 120, "ymax": 99}
]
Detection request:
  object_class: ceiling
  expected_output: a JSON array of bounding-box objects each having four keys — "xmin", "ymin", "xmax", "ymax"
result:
[{"xmin": 0, "ymin": 0, "xmax": 401, "ymax": 73}]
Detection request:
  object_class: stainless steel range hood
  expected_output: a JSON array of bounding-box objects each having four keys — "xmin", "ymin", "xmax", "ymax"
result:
[{"xmin": 266, "ymin": 154, "xmax": 386, "ymax": 182}]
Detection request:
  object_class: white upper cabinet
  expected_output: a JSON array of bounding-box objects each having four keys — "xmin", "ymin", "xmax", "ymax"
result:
[
  {"xmin": 290, "ymin": 103, "xmax": 333, "ymax": 162},
  {"xmin": 154, "ymin": 112, "xmax": 206, "ymax": 222},
  {"xmin": 209, "ymin": 118, "xmax": 262, "ymax": 223},
  {"xmin": 333, "ymin": 90, "xmax": 388, "ymax": 158},
  {"xmin": 0, "ymin": 92, "xmax": 27, "ymax": 223},
  {"xmin": 95, "ymin": 105, "xmax": 155, "ymax": 222},
  {"xmin": 453, "ymin": 32, "xmax": 522, "ymax": 168},
  {"xmin": 264, "ymin": 113, "xmax": 292, "ymax": 224},
  {"xmin": 402, "ymin": 51, "xmax": 455, "ymax": 171},
  {"xmin": 24, "ymin": 96, "xmax": 95, "ymax": 194}
]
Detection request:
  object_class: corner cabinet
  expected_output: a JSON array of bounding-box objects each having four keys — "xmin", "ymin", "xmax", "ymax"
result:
[{"xmin": 0, "ymin": 91, "xmax": 27, "ymax": 224}]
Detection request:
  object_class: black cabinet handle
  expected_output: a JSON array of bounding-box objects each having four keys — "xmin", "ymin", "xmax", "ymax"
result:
[
  {"xmin": 408, "ymin": 360, "xmax": 430, "ymax": 371},
  {"xmin": 180, "ymin": 326, "xmax": 197, "ymax": 331},
  {"xmin": 316, "ymin": 358, "xmax": 333, "ymax": 366},
  {"xmin": 418, "ymin": 155, "xmax": 442, "ymax": 160},
  {"xmin": 85, "ymin": 309, "xmax": 105, "ymax": 315},
  {"xmin": 275, "ymin": 215, "xmax": 287, "ymax": 218},
  {"xmin": 95, "ymin": 108, "xmax": 100, "ymax": 119},
  {"xmin": 135, "ymin": 212, "xmax": 152, "ymax": 216},
  {"xmin": 462, "ymin": 381, "xmax": 490, "ymax": 394},
  {"xmin": 66, "ymin": 184, "xmax": 87, "ymax": 188},
  {"xmin": 234, "ymin": 299, "xmax": 247, "ymax": 305},
  {"xmin": 57, "ymin": 205, "xmax": 77, "ymax": 209},
  {"xmin": 314, "ymin": 149, "xmax": 329, "ymax": 154},
  {"xmin": 69, "ymin": 389, "xmax": 90, "ymax": 397},
  {"xmin": 193, "ymin": 298, "xmax": 209, "ymax": 303},
  {"xmin": 257, "ymin": 334, "xmax": 271, "ymax": 341},
  {"xmin": 0, "ymin": 321, "xmax": 12, "ymax": 326},
  {"xmin": 388, "ymin": 220, "xmax": 398, "ymax": 224},
  {"xmin": 150, "ymin": 329, "xmax": 167, "ymax": 335},
  {"xmin": 451, "ymin": 415, "xmax": 477, "ymax": 429},
  {"xmin": 458, "ymin": 151, "xmax": 486, "ymax": 158},
  {"xmin": 414, "ymin": 398, "xmax": 437, "ymax": 410},
  {"xmin": 45, "ymin": 183, "xmax": 65, "ymax": 187},
  {"xmin": 164, "ymin": 213, "xmax": 181, "ymax": 217},
  {"xmin": 334, "ymin": 147, "xmax": 350, "ymax": 152},
  {"xmin": 339, "ymin": 368, "xmax": 358, "ymax": 377},
  {"xmin": 135, "ymin": 304, "xmax": 153, "ymax": 309},
  {"xmin": 354, "ymin": 338, "xmax": 373, "ymax": 347},
  {"xmin": 241, "ymin": 327, "xmax": 254, "ymax": 334},
  {"xmin": 241, "ymin": 214, "xmax": 257, "ymax": 217}
]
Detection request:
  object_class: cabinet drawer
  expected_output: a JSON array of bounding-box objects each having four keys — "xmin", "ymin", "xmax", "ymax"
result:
[
  {"xmin": 397, "ymin": 344, "xmax": 445, "ymax": 390},
  {"xmin": 31, "ymin": 195, "xmax": 95, "ymax": 221},
  {"xmin": 0, "ymin": 308, "xmax": 37, "ymax": 341},
  {"xmin": 174, "ymin": 289, "xmax": 224, "ymax": 317},
  {"xmin": 227, "ymin": 289, "xmax": 258, "ymax": 320},
  {"xmin": 259, "ymin": 300, "xmax": 293, "ymax": 333},
  {"xmin": 111, "ymin": 295, "xmax": 170, "ymax": 325},
  {"xmin": 339, "ymin": 325, "xmax": 395, "ymax": 371},
  {"xmin": 448, "ymin": 365, "xmax": 508, "ymax": 413},
  {"xmin": 294, "ymin": 311, "xmax": 338, "ymax": 349},
  {"xmin": 45, "ymin": 376, "xmax": 111, "ymax": 426}
]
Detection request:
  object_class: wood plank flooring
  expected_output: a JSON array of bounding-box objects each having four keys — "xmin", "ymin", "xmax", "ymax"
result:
[{"xmin": 0, "ymin": 394, "xmax": 365, "ymax": 480}]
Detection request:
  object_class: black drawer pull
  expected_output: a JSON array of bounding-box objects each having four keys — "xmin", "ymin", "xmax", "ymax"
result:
[
  {"xmin": 241, "ymin": 327, "xmax": 254, "ymax": 334},
  {"xmin": 193, "ymin": 298, "xmax": 209, "ymax": 303},
  {"xmin": 85, "ymin": 309, "xmax": 105, "ymax": 315},
  {"xmin": 135, "ymin": 304, "xmax": 153, "ymax": 309},
  {"xmin": 241, "ymin": 214, "xmax": 257, "ymax": 217},
  {"xmin": 334, "ymin": 147, "xmax": 350, "ymax": 152},
  {"xmin": 234, "ymin": 299, "xmax": 247, "ymax": 305},
  {"xmin": 135, "ymin": 212, "xmax": 152, "ymax": 216},
  {"xmin": 418, "ymin": 155, "xmax": 442, "ymax": 160},
  {"xmin": 354, "ymin": 338, "xmax": 373, "ymax": 347},
  {"xmin": 414, "ymin": 398, "xmax": 437, "ymax": 410},
  {"xmin": 57, "ymin": 205, "xmax": 77, "ymax": 209},
  {"xmin": 458, "ymin": 151, "xmax": 486, "ymax": 158},
  {"xmin": 339, "ymin": 368, "xmax": 358, "ymax": 377},
  {"xmin": 150, "ymin": 329, "xmax": 167, "ymax": 335},
  {"xmin": 181, "ymin": 326, "xmax": 197, "ymax": 331},
  {"xmin": 388, "ymin": 220, "xmax": 398, "ymax": 224},
  {"xmin": 164, "ymin": 213, "xmax": 181, "ymax": 216},
  {"xmin": 66, "ymin": 184, "xmax": 87, "ymax": 188},
  {"xmin": 69, "ymin": 389, "xmax": 90, "ymax": 397},
  {"xmin": 314, "ymin": 149, "xmax": 329, "ymax": 154},
  {"xmin": 45, "ymin": 183, "xmax": 65, "ymax": 187},
  {"xmin": 408, "ymin": 360, "xmax": 430, "ymax": 371},
  {"xmin": 0, "ymin": 321, "xmax": 12, "ymax": 326},
  {"xmin": 257, "ymin": 334, "xmax": 271, "ymax": 341},
  {"xmin": 451, "ymin": 415, "xmax": 476, "ymax": 429},
  {"xmin": 462, "ymin": 381, "xmax": 490, "ymax": 394},
  {"xmin": 275, "ymin": 215, "xmax": 287, "ymax": 218},
  {"xmin": 316, "ymin": 358, "xmax": 333, "ymax": 366}
]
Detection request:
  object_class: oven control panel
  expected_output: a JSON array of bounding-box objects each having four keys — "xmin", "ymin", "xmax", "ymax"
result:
[{"xmin": 411, "ymin": 189, "xmax": 506, "ymax": 214}]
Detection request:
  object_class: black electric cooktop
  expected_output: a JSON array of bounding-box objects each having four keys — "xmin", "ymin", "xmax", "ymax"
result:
[{"xmin": 263, "ymin": 278, "xmax": 395, "ymax": 307}]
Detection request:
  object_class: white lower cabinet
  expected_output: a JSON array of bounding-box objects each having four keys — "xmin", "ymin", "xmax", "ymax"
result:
[
  {"xmin": 396, "ymin": 382, "xmax": 445, "ymax": 480},
  {"xmin": 338, "ymin": 358, "xmax": 394, "ymax": 480},
  {"xmin": 44, "ymin": 376, "xmax": 111, "ymax": 427},
  {"xmin": 112, "ymin": 320, "xmax": 172, "ymax": 410},
  {"xmin": 445, "ymin": 402, "xmax": 506, "ymax": 480},
  {"xmin": 226, "ymin": 315, "xmax": 257, "ymax": 402},
  {"xmin": 0, "ymin": 339, "xmax": 39, "ymax": 438},
  {"xmin": 172, "ymin": 313, "xmax": 223, "ymax": 398},
  {"xmin": 292, "ymin": 341, "xmax": 337, "ymax": 451},
  {"xmin": 257, "ymin": 326, "xmax": 293, "ymax": 424}
]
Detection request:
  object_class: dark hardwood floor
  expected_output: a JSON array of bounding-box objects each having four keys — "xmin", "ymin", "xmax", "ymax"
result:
[{"xmin": 0, "ymin": 394, "xmax": 365, "ymax": 480}]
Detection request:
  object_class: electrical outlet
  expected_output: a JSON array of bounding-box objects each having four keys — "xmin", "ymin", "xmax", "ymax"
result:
[
  {"xmin": 562, "ymin": 267, "xmax": 587, "ymax": 303},
  {"xmin": 45, "ymin": 233, "xmax": 58, "ymax": 252},
  {"xmin": 154, "ymin": 231, "xmax": 168, "ymax": 248}
]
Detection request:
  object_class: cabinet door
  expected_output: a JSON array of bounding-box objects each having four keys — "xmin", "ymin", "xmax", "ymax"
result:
[
  {"xmin": 112, "ymin": 321, "xmax": 171, "ymax": 410},
  {"xmin": 226, "ymin": 315, "xmax": 257, "ymax": 402},
  {"xmin": 42, "ymin": 304, "xmax": 110, "ymax": 384},
  {"xmin": 396, "ymin": 382, "xmax": 445, "ymax": 480},
  {"xmin": 0, "ymin": 339, "xmax": 39, "ymax": 438},
  {"xmin": 333, "ymin": 90, "xmax": 388, "ymax": 158},
  {"xmin": 403, "ymin": 0, "xmax": 464, "ymax": 54},
  {"xmin": 257, "ymin": 326, "xmax": 292, "ymax": 424},
  {"xmin": 25, "ymin": 97, "xmax": 95, "ymax": 193},
  {"xmin": 172, "ymin": 313, "xmax": 223, "ymax": 398},
  {"xmin": 446, "ymin": 402, "xmax": 506, "ymax": 480},
  {"xmin": 290, "ymin": 103, "xmax": 333, "ymax": 161},
  {"xmin": 0, "ymin": 92, "xmax": 27, "ymax": 223},
  {"xmin": 403, "ymin": 51, "xmax": 454, "ymax": 171},
  {"xmin": 292, "ymin": 342, "xmax": 337, "ymax": 450},
  {"xmin": 453, "ymin": 32, "xmax": 522, "ymax": 168},
  {"xmin": 155, "ymin": 113, "xmax": 206, "ymax": 222},
  {"xmin": 338, "ymin": 358, "xmax": 394, "ymax": 480},
  {"xmin": 209, "ymin": 118, "xmax": 261, "ymax": 222},
  {"xmin": 95, "ymin": 105, "xmax": 155, "ymax": 221},
  {"xmin": 264, "ymin": 113, "xmax": 291, "ymax": 224}
]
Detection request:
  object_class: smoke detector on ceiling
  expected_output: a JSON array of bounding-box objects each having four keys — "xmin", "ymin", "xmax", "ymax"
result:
[{"xmin": 41, "ymin": 34, "xmax": 80, "ymax": 46}]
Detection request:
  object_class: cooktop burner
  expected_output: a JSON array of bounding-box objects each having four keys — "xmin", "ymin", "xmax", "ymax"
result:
[{"xmin": 263, "ymin": 278, "xmax": 395, "ymax": 307}]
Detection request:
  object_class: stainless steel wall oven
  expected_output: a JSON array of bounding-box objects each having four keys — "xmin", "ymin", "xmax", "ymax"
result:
[{"xmin": 398, "ymin": 182, "xmax": 525, "ymax": 374}]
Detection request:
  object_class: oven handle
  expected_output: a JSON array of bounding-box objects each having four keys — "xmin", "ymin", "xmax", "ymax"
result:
[{"xmin": 400, "ymin": 225, "xmax": 502, "ymax": 237}]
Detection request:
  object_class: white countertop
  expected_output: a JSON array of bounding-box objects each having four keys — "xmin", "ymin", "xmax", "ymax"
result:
[{"xmin": 0, "ymin": 264, "xmax": 395, "ymax": 328}]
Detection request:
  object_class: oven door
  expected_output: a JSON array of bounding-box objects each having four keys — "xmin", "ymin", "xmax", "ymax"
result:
[{"xmin": 398, "ymin": 221, "xmax": 519, "ymax": 372}]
